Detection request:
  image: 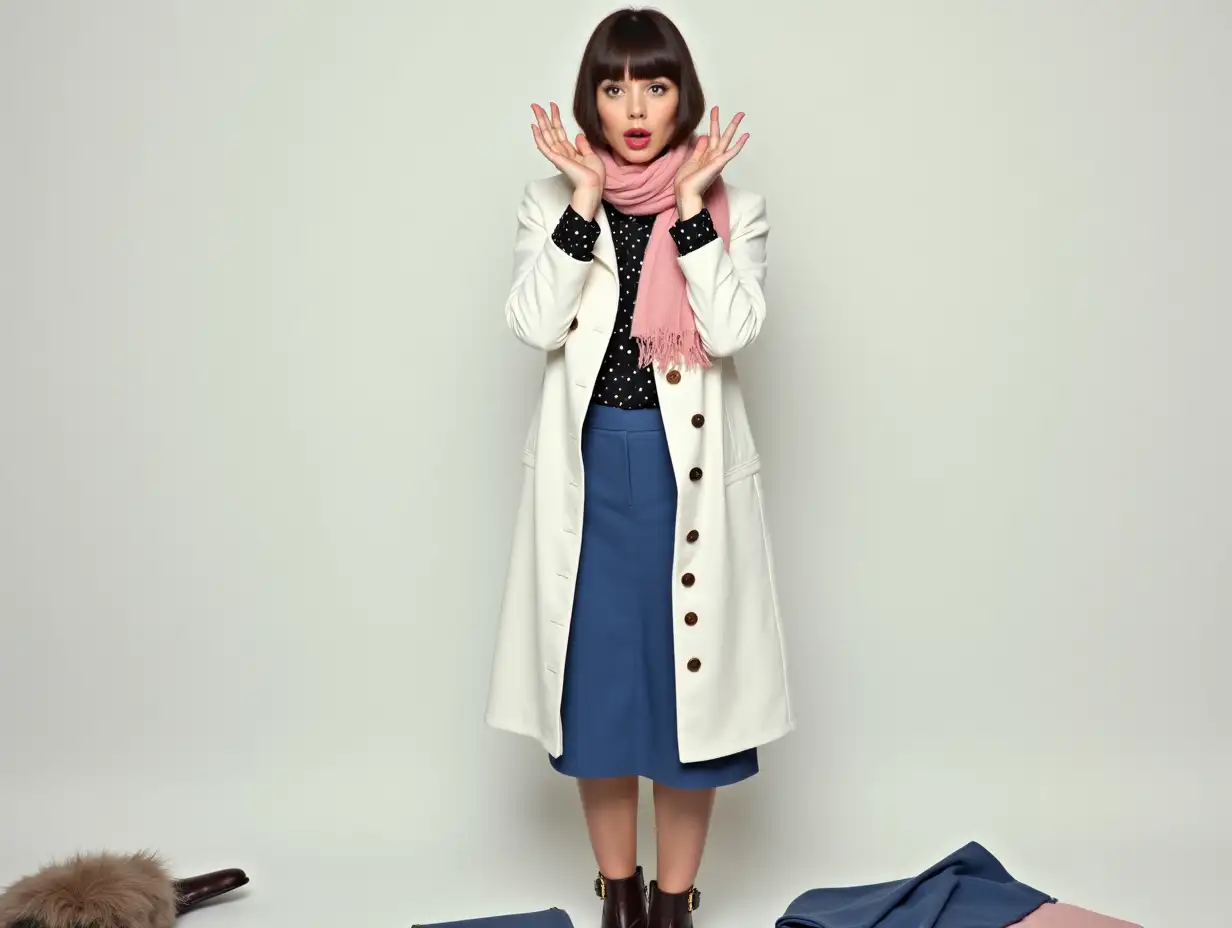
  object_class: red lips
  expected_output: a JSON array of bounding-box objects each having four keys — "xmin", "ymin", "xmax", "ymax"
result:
[{"xmin": 624, "ymin": 128, "xmax": 651, "ymax": 150}]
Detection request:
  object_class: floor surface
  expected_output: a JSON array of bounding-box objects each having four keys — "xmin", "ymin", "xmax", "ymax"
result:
[{"xmin": 0, "ymin": 831, "xmax": 1211, "ymax": 927}]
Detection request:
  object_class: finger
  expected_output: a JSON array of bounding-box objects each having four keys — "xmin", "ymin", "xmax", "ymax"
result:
[
  {"xmin": 720, "ymin": 112, "xmax": 745, "ymax": 151},
  {"xmin": 718, "ymin": 132, "xmax": 749, "ymax": 163},
  {"xmin": 533, "ymin": 103, "xmax": 569, "ymax": 159},
  {"xmin": 550, "ymin": 102, "xmax": 576, "ymax": 155},
  {"xmin": 576, "ymin": 133, "xmax": 594, "ymax": 158},
  {"xmin": 531, "ymin": 124, "xmax": 565, "ymax": 168},
  {"xmin": 530, "ymin": 124, "xmax": 553, "ymax": 159},
  {"xmin": 708, "ymin": 106, "xmax": 721, "ymax": 149},
  {"xmin": 537, "ymin": 103, "xmax": 567, "ymax": 156},
  {"xmin": 531, "ymin": 103, "xmax": 554, "ymax": 140}
]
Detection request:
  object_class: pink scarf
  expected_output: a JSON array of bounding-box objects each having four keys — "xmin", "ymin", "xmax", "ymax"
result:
[{"xmin": 597, "ymin": 137, "xmax": 730, "ymax": 372}]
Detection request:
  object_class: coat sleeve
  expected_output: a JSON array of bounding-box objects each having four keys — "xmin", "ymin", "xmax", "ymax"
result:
[
  {"xmin": 503, "ymin": 182, "xmax": 598, "ymax": 352},
  {"xmin": 675, "ymin": 189, "xmax": 770, "ymax": 357}
]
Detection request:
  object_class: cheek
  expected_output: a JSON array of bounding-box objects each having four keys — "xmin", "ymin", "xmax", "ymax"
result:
[
  {"xmin": 595, "ymin": 99, "xmax": 619, "ymax": 139},
  {"xmin": 654, "ymin": 97, "xmax": 679, "ymax": 131}
]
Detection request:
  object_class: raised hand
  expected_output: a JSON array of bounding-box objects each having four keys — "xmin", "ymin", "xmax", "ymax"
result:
[
  {"xmin": 531, "ymin": 101, "xmax": 605, "ymax": 212},
  {"xmin": 674, "ymin": 106, "xmax": 749, "ymax": 216}
]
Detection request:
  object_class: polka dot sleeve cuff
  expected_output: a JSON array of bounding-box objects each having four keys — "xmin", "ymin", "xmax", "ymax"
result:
[
  {"xmin": 669, "ymin": 208, "xmax": 719, "ymax": 256},
  {"xmin": 551, "ymin": 204, "xmax": 602, "ymax": 262}
]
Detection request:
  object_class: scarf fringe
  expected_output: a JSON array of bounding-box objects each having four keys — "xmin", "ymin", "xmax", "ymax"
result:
[{"xmin": 636, "ymin": 328, "xmax": 713, "ymax": 374}]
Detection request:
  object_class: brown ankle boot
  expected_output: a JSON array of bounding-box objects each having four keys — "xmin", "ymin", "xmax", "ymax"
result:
[
  {"xmin": 594, "ymin": 865, "xmax": 648, "ymax": 928},
  {"xmin": 646, "ymin": 880, "xmax": 700, "ymax": 928}
]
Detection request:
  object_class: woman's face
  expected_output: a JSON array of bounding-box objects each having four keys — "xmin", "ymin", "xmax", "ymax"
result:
[{"xmin": 596, "ymin": 67, "xmax": 679, "ymax": 163}]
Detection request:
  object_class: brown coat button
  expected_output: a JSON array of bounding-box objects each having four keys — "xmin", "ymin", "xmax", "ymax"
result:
[
  {"xmin": 687, "ymin": 658, "xmax": 701, "ymax": 672},
  {"xmin": 686, "ymin": 529, "xmax": 699, "ymax": 543},
  {"xmin": 689, "ymin": 467, "xmax": 703, "ymax": 481},
  {"xmin": 691, "ymin": 414, "xmax": 705, "ymax": 427},
  {"xmin": 569, "ymin": 317, "xmax": 578, "ymax": 330},
  {"xmin": 684, "ymin": 611, "xmax": 698, "ymax": 626},
  {"xmin": 666, "ymin": 370, "xmax": 681, "ymax": 384},
  {"xmin": 681, "ymin": 572, "xmax": 695, "ymax": 587}
]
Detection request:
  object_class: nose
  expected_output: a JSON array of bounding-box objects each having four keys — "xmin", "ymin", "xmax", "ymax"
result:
[{"xmin": 626, "ymin": 89, "xmax": 646, "ymax": 120}]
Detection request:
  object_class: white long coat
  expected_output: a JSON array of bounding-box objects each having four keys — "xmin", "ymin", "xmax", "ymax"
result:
[{"xmin": 484, "ymin": 173, "xmax": 794, "ymax": 764}]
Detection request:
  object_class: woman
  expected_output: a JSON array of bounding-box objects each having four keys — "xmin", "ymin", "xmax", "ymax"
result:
[{"xmin": 485, "ymin": 8, "xmax": 793, "ymax": 927}]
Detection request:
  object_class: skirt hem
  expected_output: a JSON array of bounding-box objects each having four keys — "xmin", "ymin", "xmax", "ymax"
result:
[{"xmin": 548, "ymin": 756, "xmax": 758, "ymax": 790}]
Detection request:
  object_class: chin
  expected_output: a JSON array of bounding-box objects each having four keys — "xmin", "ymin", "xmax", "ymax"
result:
[{"xmin": 623, "ymin": 147, "xmax": 660, "ymax": 163}]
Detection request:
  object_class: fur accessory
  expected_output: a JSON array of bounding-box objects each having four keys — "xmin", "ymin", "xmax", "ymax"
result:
[{"xmin": 0, "ymin": 851, "xmax": 248, "ymax": 928}]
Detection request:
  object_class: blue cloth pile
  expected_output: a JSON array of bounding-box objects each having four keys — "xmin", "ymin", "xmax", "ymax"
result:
[{"xmin": 776, "ymin": 841, "xmax": 1054, "ymax": 928}]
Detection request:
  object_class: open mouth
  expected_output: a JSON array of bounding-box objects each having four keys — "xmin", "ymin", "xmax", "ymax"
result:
[{"xmin": 624, "ymin": 129, "xmax": 651, "ymax": 149}]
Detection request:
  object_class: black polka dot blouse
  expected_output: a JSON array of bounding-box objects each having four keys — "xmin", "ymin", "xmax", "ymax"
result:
[{"xmin": 551, "ymin": 201, "xmax": 719, "ymax": 409}]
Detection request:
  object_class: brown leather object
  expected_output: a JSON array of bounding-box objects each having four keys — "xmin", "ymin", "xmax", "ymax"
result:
[
  {"xmin": 0, "ymin": 851, "xmax": 248, "ymax": 928},
  {"xmin": 173, "ymin": 868, "xmax": 250, "ymax": 915},
  {"xmin": 593, "ymin": 865, "xmax": 646, "ymax": 928},
  {"xmin": 645, "ymin": 881, "xmax": 700, "ymax": 928}
]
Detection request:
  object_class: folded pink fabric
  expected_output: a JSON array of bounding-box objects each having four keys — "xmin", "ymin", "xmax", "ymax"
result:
[{"xmin": 1010, "ymin": 902, "xmax": 1142, "ymax": 927}]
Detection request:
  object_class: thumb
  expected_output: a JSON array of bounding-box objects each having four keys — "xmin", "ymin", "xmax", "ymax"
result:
[{"xmin": 577, "ymin": 133, "xmax": 594, "ymax": 156}]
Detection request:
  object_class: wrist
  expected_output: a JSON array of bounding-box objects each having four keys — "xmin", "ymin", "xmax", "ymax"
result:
[
  {"xmin": 571, "ymin": 186, "xmax": 602, "ymax": 222},
  {"xmin": 676, "ymin": 194, "xmax": 704, "ymax": 220}
]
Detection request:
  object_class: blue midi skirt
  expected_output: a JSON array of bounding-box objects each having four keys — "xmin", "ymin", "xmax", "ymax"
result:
[{"xmin": 549, "ymin": 403, "xmax": 758, "ymax": 789}]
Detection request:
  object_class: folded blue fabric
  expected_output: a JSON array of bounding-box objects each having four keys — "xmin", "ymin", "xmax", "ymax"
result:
[
  {"xmin": 776, "ymin": 841, "xmax": 1054, "ymax": 928},
  {"xmin": 412, "ymin": 907, "xmax": 573, "ymax": 927}
]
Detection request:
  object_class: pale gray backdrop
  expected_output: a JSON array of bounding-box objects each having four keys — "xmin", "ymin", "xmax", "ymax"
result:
[{"xmin": 1, "ymin": 1, "xmax": 1227, "ymax": 926}]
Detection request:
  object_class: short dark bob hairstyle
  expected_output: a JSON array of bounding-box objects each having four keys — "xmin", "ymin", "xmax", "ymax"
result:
[{"xmin": 572, "ymin": 8, "xmax": 706, "ymax": 152}]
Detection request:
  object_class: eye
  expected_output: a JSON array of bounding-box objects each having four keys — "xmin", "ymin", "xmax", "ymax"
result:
[
  {"xmin": 603, "ymin": 85, "xmax": 622, "ymax": 97},
  {"xmin": 649, "ymin": 83, "xmax": 668, "ymax": 95}
]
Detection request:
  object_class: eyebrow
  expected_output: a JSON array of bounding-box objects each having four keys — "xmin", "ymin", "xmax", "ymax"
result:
[{"xmin": 601, "ymin": 76, "xmax": 674, "ymax": 85}]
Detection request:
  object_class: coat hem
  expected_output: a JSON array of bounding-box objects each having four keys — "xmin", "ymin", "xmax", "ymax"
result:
[
  {"xmin": 484, "ymin": 712, "xmax": 562, "ymax": 757},
  {"xmin": 676, "ymin": 716, "xmax": 796, "ymax": 765},
  {"xmin": 486, "ymin": 710, "xmax": 795, "ymax": 767}
]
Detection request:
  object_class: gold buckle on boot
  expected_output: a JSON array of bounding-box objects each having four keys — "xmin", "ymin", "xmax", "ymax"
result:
[
  {"xmin": 687, "ymin": 887, "xmax": 701, "ymax": 912},
  {"xmin": 594, "ymin": 873, "xmax": 606, "ymax": 899}
]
